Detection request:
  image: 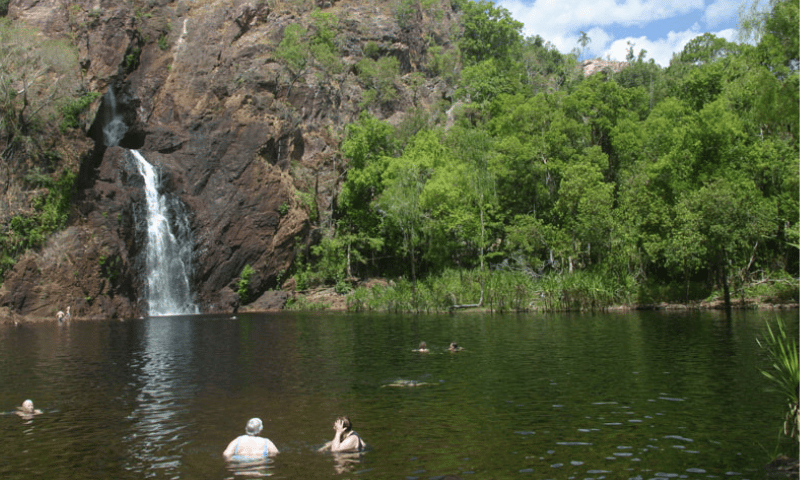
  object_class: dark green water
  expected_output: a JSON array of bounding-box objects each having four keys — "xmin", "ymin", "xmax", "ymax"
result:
[{"xmin": 0, "ymin": 310, "xmax": 796, "ymax": 479}]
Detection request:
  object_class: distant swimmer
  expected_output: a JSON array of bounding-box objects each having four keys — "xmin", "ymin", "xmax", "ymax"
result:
[
  {"xmin": 56, "ymin": 306, "xmax": 71, "ymax": 323},
  {"xmin": 223, "ymin": 418, "xmax": 279, "ymax": 461},
  {"xmin": 448, "ymin": 342, "xmax": 463, "ymax": 352},
  {"xmin": 319, "ymin": 416, "xmax": 367, "ymax": 453},
  {"xmin": 16, "ymin": 399, "xmax": 43, "ymax": 419},
  {"xmin": 382, "ymin": 379, "xmax": 433, "ymax": 388},
  {"xmin": 413, "ymin": 341, "xmax": 429, "ymax": 353}
]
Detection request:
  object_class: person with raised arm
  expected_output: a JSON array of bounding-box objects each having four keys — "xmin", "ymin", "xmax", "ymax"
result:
[{"xmin": 319, "ymin": 416, "xmax": 367, "ymax": 453}]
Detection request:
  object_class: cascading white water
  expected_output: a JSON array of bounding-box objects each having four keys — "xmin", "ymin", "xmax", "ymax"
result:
[
  {"xmin": 102, "ymin": 89, "xmax": 128, "ymax": 148},
  {"xmin": 101, "ymin": 88, "xmax": 198, "ymax": 316},
  {"xmin": 131, "ymin": 151, "xmax": 198, "ymax": 316}
]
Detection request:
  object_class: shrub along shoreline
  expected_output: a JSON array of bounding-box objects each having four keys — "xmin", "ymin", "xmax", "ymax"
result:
[{"xmin": 285, "ymin": 268, "xmax": 799, "ymax": 313}]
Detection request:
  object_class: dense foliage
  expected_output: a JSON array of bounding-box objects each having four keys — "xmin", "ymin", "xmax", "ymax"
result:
[
  {"xmin": 0, "ymin": 18, "xmax": 91, "ymax": 280},
  {"xmin": 300, "ymin": 0, "xmax": 798, "ymax": 311}
]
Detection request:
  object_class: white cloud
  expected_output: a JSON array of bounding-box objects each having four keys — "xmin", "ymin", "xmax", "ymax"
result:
[
  {"xmin": 704, "ymin": 0, "xmax": 739, "ymax": 27},
  {"xmin": 499, "ymin": 0, "xmax": 704, "ymax": 38},
  {"xmin": 583, "ymin": 27, "xmax": 613, "ymax": 54},
  {"xmin": 714, "ymin": 27, "xmax": 738, "ymax": 42},
  {"xmin": 602, "ymin": 25, "xmax": 701, "ymax": 65},
  {"xmin": 558, "ymin": 27, "xmax": 613, "ymax": 59},
  {"xmin": 601, "ymin": 26, "xmax": 741, "ymax": 66},
  {"xmin": 496, "ymin": 0, "xmax": 742, "ymax": 67}
]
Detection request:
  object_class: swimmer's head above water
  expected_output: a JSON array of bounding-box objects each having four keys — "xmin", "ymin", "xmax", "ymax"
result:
[
  {"xmin": 16, "ymin": 399, "xmax": 42, "ymax": 418},
  {"xmin": 245, "ymin": 418, "xmax": 263, "ymax": 436}
]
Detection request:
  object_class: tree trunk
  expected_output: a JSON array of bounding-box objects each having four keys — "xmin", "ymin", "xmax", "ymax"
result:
[{"xmin": 721, "ymin": 261, "xmax": 731, "ymax": 311}]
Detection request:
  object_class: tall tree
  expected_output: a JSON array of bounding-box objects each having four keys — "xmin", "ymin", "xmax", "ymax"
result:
[
  {"xmin": 338, "ymin": 113, "xmax": 398, "ymax": 276},
  {"xmin": 577, "ymin": 31, "xmax": 591, "ymax": 60},
  {"xmin": 670, "ymin": 178, "xmax": 776, "ymax": 307},
  {"xmin": 458, "ymin": 0, "xmax": 523, "ymax": 66}
]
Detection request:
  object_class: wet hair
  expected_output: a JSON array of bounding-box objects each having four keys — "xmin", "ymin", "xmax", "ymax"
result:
[
  {"xmin": 418, "ymin": 341, "xmax": 427, "ymax": 349},
  {"xmin": 246, "ymin": 417, "xmax": 263, "ymax": 436},
  {"xmin": 337, "ymin": 416, "xmax": 352, "ymax": 432},
  {"xmin": 21, "ymin": 400, "xmax": 34, "ymax": 412},
  {"xmin": 449, "ymin": 342, "xmax": 459, "ymax": 350}
]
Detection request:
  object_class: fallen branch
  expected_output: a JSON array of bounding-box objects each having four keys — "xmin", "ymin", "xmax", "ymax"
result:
[{"xmin": 448, "ymin": 279, "xmax": 484, "ymax": 311}]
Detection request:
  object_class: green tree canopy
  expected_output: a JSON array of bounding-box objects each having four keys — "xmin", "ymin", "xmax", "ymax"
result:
[{"xmin": 458, "ymin": 0, "xmax": 523, "ymax": 66}]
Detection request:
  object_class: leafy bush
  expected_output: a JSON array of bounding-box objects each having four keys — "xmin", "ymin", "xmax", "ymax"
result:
[
  {"xmin": 356, "ymin": 56, "xmax": 399, "ymax": 107},
  {"xmin": 295, "ymin": 190, "xmax": 317, "ymax": 221},
  {"xmin": 275, "ymin": 23, "xmax": 309, "ymax": 74},
  {"xmin": 275, "ymin": 9, "xmax": 342, "ymax": 82},
  {"xmin": 285, "ymin": 296, "xmax": 331, "ymax": 311},
  {"xmin": 744, "ymin": 272, "xmax": 800, "ymax": 303},
  {"xmin": 394, "ymin": 0, "xmax": 416, "ymax": 28},
  {"xmin": 297, "ymin": 236, "xmax": 348, "ymax": 288},
  {"xmin": 124, "ymin": 46, "xmax": 141, "ymax": 72},
  {"xmin": 1, "ymin": 170, "xmax": 76, "ymax": 278},
  {"xmin": 425, "ymin": 45, "xmax": 458, "ymax": 81},
  {"xmin": 98, "ymin": 255, "xmax": 121, "ymax": 282},
  {"xmin": 334, "ymin": 278, "xmax": 352, "ymax": 295},
  {"xmin": 0, "ymin": 19, "xmax": 83, "ymax": 141},
  {"xmin": 363, "ymin": 41, "xmax": 381, "ymax": 59},
  {"xmin": 237, "ymin": 264, "xmax": 256, "ymax": 303},
  {"xmin": 58, "ymin": 91, "xmax": 101, "ymax": 132}
]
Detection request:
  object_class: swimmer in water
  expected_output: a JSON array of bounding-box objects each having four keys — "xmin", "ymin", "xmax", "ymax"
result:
[
  {"xmin": 319, "ymin": 416, "xmax": 367, "ymax": 453},
  {"xmin": 448, "ymin": 342, "xmax": 463, "ymax": 352},
  {"xmin": 382, "ymin": 379, "xmax": 433, "ymax": 387},
  {"xmin": 56, "ymin": 306, "xmax": 70, "ymax": 323},
  {"xmin": 15, "ymin": 399, "xmax": 42, "ymax": 419},
  {"xmin": 413, "ymin": 341, "xmax": 429, "ymax": 353},
  {"xmin": 223, "ymin": 418, "xmax": 279, "ymax": 461}
]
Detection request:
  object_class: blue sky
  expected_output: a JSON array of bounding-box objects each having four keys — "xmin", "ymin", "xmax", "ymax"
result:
[{"xmin": 494, "ymin": 0, "xmax": 760, "ymax": 66}]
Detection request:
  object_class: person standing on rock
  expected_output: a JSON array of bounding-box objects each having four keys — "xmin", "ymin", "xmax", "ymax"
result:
[{"xmin": 56, "ymin": 306, "xmax": 70, "ymax": 323}]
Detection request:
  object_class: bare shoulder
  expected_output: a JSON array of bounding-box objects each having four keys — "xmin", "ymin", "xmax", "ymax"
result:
[{"xmin": 266, "ymin": 438, "xmax": 280, "ymax": 455}]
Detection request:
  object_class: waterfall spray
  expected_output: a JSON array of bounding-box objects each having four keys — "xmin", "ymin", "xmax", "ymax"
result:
[{"xmin": 102, "ymin": 89, "xmax": 128, "ymax": 147}]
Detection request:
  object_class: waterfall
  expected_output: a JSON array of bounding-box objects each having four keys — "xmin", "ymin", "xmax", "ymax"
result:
[
  {"xmin": 100, "ymin": 87, "xmax": 198, "ymax": 316},
  {"xmin": 131, "ymin": 150, "xmax": 198, "ymax": 316},
  {"xmin": 101, "ymin": 89, "xmax": 128, "ymax": 148}
]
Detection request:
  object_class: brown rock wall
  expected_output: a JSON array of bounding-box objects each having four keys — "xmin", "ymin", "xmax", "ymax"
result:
[{"xmin": 1, "ymin": 0, "xmax": 459, "ymax": 319}]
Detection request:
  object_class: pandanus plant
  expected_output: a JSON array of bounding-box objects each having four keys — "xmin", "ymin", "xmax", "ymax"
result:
[{"xmin": 757, "ymin": 319, "xmax": 799, "ymax": 440}]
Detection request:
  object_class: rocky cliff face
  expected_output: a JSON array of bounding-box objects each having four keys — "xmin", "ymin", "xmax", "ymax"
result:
[{"xmin": 0, "ymin": 0, "xmax": 458, "ymax": 319}]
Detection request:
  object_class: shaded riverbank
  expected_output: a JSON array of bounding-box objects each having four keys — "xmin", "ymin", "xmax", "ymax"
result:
[
  {"xmin": 282, "ymin": 280, "xmax": 798, "ymax": 314},
  {"xmin": 1, "ymin": 289, "xmax": 797, "ymax": 324}
]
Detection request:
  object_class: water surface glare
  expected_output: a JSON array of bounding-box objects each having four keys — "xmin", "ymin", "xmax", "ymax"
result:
[{"xmin": 0, "ymin": 310, "xmax": 794, "ymax": 479}]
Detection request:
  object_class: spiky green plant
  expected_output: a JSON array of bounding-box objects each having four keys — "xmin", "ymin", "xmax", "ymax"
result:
[{"xmin": 757, "ymin": 319, "xmax": 799, "ymax": 440}]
